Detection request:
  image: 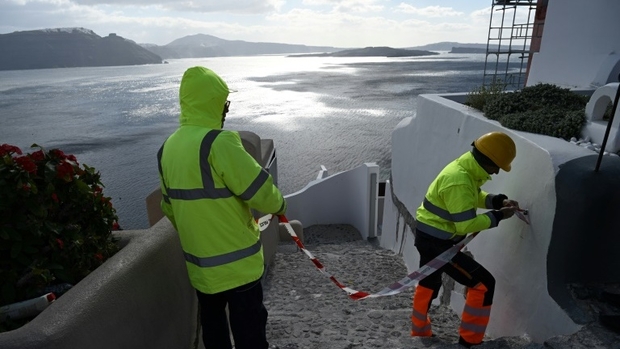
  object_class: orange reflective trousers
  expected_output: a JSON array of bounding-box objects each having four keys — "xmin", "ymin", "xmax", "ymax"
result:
[{"xmin": 411, "ymin": 230, "xmax": 495, "ymax": 346}]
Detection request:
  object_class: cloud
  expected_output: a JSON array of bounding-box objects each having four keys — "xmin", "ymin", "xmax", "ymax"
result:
[
  {"xmin": 396, "ymin": 4, "xmax": 464, "ymax": 17},
  {"xmin": 303, "ymin": 0, "xmax": 383, "ymax": 13},
  {"xmin": 263, "ymin": 8, "xmax": 407, "ymax": 46},
  {"xmin": 16, "ymin": 0, "xmax": 286, "ymax": 14},
  {"xmin": 0, "ymin": 0, "xmax": 493, "ymax": 48}
]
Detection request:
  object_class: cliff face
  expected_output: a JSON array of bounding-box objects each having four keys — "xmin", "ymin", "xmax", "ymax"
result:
[{"xmin": 0, "ymin": 28, "xmax": 162, "ymax": 71}]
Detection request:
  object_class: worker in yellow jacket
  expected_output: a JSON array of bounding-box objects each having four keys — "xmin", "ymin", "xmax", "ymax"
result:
[
  {"xmin": 157, "ymin": 66, "xmax": 286, "ymax": 349},
  {"xmin": 410, "ymin": 132, "xmax": 519, "ymax": 348}
]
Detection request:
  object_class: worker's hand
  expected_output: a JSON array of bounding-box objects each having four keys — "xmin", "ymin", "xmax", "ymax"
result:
[
  {"xmin": 499, "ymin": 206, "xmax": 517, "ymax": 219},
  {"xmin": 502, "ymin": 199, "xmax": 520, "ymax": 209}
]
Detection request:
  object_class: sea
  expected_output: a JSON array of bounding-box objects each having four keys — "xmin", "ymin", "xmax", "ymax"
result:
[{"xmin": 0, "ymin": 52, "xmax": 492, "ymax": 229}]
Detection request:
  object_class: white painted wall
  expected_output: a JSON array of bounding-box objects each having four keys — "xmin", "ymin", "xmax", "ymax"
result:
[
  {"xmin": 381, "ymin": 93, "xmax": 596, "ymax": 342},
  {"xmin": 379, "ymin": 180, "xmax": 414, "ymax": 256},
  {"xmin": 527, "ymin": 0, "xmax": 620, "ymax": 88},
  {"xmin": 583, "ymin": 83, "xmax": 620, "ymax": 153},
  {"xmin": 284, "ymin": 163, "xmax": 379, "ymax": 240}
]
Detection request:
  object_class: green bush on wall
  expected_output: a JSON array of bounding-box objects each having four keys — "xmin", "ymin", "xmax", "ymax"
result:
[
  {"xmin": 466, "ymin": 83, "xmax": 589, "ymax": 140},
  {"xmin": 0, "ymin": 144, "xmax": 120, "ymax": 332},
  {"xmin": 464, "ymin": 79, "xmax": 507, "ymax": 112}
]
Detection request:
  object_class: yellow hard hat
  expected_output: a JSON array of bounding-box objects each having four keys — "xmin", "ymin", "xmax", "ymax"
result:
[{"xmin": 473, "ymin": 132, "xmax": 516, "ymax": 172}]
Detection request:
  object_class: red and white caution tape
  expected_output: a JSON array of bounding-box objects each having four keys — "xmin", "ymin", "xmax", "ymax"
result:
[
  {"xmin": 257, "ymin": 210, "xmax": 528, "ymax": 301},
  {"xmin": 260, "ymin": 214, "xmax": 476, "ymax": 300}
]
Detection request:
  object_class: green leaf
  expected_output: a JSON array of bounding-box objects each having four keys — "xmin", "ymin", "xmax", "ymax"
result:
[
  {"xmin": 46, "ymin": 263, "xmax": 64, "ymax": 270},
  {"xmin": 16, "ymin": 254, "xmax": 31, "ymax": 267},
  {"xmin": 23, "ymin": 245, "xmax": 38, "ymax": 254},
  {"xmin": 30, "ymin": 205, "xmax": 47, "ymax": 218},
  {"xmin": 44, "ymin": 162, "xmax": 57, "ymax": 181},
  {"xmin": 1, "ymin": 282, "xmax": 16, "ymax": 304},
  {"xmin": 10, "ymin": 243, "xmax": 22, "ymax": 258},
  {"xmin": 44, "ymin": 221, "xmax": 60, "ymax": 235},
  {"xmin": 6, "ymin": 228, "xmax": 22, "ymax": 241},
  {"xmin": 74, "ymin": 179, "xmax": 90, "ymax": 193},
  {"xmin": 53, "ymin": 269, "xmax": 74, "ymax": 283}
]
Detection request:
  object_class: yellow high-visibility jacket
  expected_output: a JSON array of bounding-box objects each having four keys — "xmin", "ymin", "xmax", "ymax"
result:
[
  {"xmin": 415, "ymin": 151, "xmax": 501, "ymax": 240},
  {"xmin": 157, "ymin": 67, "xmax": 286, "ymax": 294}
]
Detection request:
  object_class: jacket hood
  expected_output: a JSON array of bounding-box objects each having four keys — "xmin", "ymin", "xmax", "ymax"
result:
[
  {"xmin": 179, "ymin": 66, "xmax": 230, "ymax": 129},
  {"xmin": 459, "ymin": 151, "xmax": 492, "ymax": 183}
]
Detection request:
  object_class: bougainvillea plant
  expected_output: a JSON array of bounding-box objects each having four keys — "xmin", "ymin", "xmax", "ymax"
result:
[{"xmin": 0, "ymin": 143, "xmax": 120, "ymax": 309}]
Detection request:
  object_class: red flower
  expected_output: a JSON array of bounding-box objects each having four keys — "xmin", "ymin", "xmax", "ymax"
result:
[
  {"xmin": 0, "ymin": 144, "xmax": 22, "ymax": 156},
  {"xmin": 94, "ymin": 253, "xmax": 104, "ymax": 261},
  {"xmin": 50, "ymin": 149, "xmax": 66, "ymax": 160},
  {"xmin": 56, "ymin": 238, "xmax": 64, "ymax": 250},
  {"xmin": 22, "ymin": 183, "xmax": 31, "ymax": 191},
  {"xmin": 30, "ymin": 150, "xmax": 45, "ymax": 161},
  {"xmin": 67, "ymin": 154, "xmax": 77, "ymax": 162},
  {"xmin": 51, "ymin": 193, "xmax": 59, "ymax": 202},
  {"xmin": 56, "ymin": 161, "xmax": 75, "ymax": 180},
  {"xmin": 14, "ymin": 156, "xmax": 37, "ymax": 174},
  {"xmin": 112, "ymin": 222, "xmax": 120, "ymax": 230}
]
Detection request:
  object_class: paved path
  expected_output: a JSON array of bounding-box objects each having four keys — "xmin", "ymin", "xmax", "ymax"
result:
[{"xmin": 263, "ymin": 225, "xmax": 620, "ymax": 349}]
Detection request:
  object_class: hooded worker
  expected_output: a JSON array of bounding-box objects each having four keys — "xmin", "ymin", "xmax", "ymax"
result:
[
  {"xmin": 410, "ymin": 131, "xmax": 519, "ymax": 348},
  {"xmin": 157, "ymin": 66, "xmax": 286, "ymax": 349}
]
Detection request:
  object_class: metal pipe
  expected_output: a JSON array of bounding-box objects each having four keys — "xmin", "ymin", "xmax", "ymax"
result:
[{"xmin": 595, "ymin": 73, "xmax": 620, "ymax": 172}]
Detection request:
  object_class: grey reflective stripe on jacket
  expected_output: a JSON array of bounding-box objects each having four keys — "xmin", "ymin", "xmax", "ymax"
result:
[
  {"xmin": 418, "ymin": 198, "xmax": 498, "ymax": 240},
  {"xmin": 184, "ymin": 241, "xmax": 262, "ymax": 267},
  {"xmin": 423, "ymin": 198, "xmax": 476, "ymax": 222},
  {"xmin": 416, "ymin": 221, "xmax": 455, "ymax": 240},
  {"xmin": 418, "ymin": 198, "xmax": 476, "ymax": 240},
  {"xmin": 239, "ymin": 170, "xmax": 270, "ymax": 200},
  {"xmin": 157, "ymin": 129, "xmax": 270, "ymax": 268},
  {"xmin": 158, "ymin": 130, "xmax": 233, "ymax": 203}
]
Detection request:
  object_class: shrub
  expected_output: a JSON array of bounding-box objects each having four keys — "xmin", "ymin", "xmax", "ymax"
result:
[
  {"xmin": 498, "ymin": 108, "xmax": 586, "ymax": 140},
  {"xmin": 468, "ymin": 83, "xmax": 588, "ymax": 140},
  {"xmin": 464, "ymin": 79, "xmax": 507, "ymax": 111},
  {"xmin": 0, "ymin": 144, "xmax": 120, "ymax": 314},
  {"xmin": 484, "ymin": 83, "xmax": 589, "ymax": 121}
]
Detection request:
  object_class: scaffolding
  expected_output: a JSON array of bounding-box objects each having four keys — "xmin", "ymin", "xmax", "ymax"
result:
[{"xmin": 483, "ymin": 0, "xmax": 546, "ymax": 90}]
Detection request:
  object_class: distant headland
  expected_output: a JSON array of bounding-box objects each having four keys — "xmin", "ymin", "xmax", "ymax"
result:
[
  {"xmin": 0, "ymin": 27, "xmax": 486, "ymax": 71},
  {"xmin": 0, "ymin": 28, "xmax": 162, "ymax": 71}
]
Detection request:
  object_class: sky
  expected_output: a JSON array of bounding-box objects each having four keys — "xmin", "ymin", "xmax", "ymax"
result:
[{"xmin": 0, "ymin": 0, "xmax": 495, "ymax": 48}]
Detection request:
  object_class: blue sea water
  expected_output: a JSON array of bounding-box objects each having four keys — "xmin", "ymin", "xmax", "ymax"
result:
[{"xmin": 0, "ymin": 53, "xmax": 490, "ymax": 229}]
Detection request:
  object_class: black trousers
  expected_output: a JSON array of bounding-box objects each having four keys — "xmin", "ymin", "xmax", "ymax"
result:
[
  {"xmin": 196, "ymin": 278, "xmax": 269, "ymax": 349},
  {"xmin": 415, "ymin": 229, "xmax": 495, "ymax": 307}
]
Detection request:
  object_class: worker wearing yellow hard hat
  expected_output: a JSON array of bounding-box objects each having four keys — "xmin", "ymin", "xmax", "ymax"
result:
[{"xmin": 411, "ymin": 131, "xmax": 519, "ymax": 348}]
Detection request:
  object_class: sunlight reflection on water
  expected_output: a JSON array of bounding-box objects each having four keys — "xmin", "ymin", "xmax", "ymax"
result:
[{"xmin": 0, "ymin": 53, "xmax": 491, "ymax": 228}]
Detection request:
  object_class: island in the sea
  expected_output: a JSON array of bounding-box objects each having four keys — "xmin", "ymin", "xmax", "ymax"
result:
[
  {"xmin": 450, "ymin": 47, "xmax": 487, "ymax": 54},
  {"xmin": 289, "ymin": 46, "xmax": 439, "ymax": 58}
]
